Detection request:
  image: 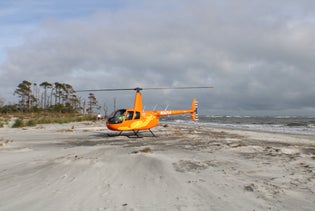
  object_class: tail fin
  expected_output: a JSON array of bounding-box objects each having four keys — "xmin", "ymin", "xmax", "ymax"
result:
[{"xmin": 191, "ymin": 98, "xmax": 198, "ymax": 121}]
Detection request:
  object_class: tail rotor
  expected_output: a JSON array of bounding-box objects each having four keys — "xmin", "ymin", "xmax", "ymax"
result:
[{"xmin": 191, "ymin": 98, "xmax": 199, "ymax": 121}]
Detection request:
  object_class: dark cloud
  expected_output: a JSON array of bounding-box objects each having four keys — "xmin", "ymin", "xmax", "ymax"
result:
[{"xmin": 1, "ymin": 0, "xmax": 315, "ymax": 115}]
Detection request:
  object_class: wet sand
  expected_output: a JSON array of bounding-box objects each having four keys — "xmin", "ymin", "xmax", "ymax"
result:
[{"xmin": 0, "ymin": 121, "xmax": 314, "ymax": 210}]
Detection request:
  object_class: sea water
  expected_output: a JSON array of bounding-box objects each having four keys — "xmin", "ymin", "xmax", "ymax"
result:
[{"xmin": 162, "ymin": 116, "xmax": 315, "ymax": 136}]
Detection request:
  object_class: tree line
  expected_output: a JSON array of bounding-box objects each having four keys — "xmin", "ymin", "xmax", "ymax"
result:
[{"xmin": 0, "ymin": 80, "xmax": 99, "ymax": 114}]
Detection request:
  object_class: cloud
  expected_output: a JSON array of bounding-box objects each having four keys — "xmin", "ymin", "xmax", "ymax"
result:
[{"xmin": 1, "ymin": 0, "xmax": 315, "ymax": 115}]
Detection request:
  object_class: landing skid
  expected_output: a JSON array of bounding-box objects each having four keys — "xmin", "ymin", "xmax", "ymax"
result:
[
  {"xmin": 107, "ymin": 129, "xmax": 157, "ymax": 138},
  {"xmin": 107, "ymin": 131, "xmax": 123, "ymax": 137},
  {"xmin": 128, "ymin": 129, "xmax": 157, "ymax": 138},
  {"xmin": 148, "ymin": 129, "xmax": 156, "ymax": 137}
]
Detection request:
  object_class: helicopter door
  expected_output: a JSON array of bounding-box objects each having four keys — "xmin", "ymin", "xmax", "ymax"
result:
[
  {"xmin": 135, "ymin": 111, "xmax": 140, "ymax": 119},
  {"xmin": 125, "ymin": 111, "xmax": 134, "ymax": 120}
]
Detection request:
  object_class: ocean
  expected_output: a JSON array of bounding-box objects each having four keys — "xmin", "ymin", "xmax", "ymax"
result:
[{"xmin": 162, "ymin": 116, "xmax": 315, "ymax": 136}]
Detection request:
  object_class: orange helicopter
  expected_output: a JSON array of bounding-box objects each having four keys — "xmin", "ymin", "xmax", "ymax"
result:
[{"xmin": 77, "ymin": 86, "xmax": 212, "ymax": 136}]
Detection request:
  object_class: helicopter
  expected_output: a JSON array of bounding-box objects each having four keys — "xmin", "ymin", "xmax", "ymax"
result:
[{"xmin": 77, "ymin": 86, "xmax": 213, "ymax": 137}]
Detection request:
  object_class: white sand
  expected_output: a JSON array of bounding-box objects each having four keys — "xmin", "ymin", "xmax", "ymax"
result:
[{"xmin": 0, "ymin": 121, "xmax": 314, "ymax": 210}]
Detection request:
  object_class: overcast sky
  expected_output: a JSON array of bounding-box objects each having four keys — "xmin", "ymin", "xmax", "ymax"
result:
[{"xmin": 0, "ymin": 0, "xmax": 315, "ymax": 116}]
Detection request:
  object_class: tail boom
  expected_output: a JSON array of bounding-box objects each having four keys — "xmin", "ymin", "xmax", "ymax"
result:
[{"xmin": 156, "ymin": 98, "xmax": 198, "ymax": 121}]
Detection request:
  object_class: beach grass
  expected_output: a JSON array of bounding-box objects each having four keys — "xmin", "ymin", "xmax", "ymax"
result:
[{"xmin": 2, "ymin": 112, "xmax": 98, "ymax": 128}]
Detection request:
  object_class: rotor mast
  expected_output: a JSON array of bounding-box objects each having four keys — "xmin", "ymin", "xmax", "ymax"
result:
[{"xmin": 133, "ymin": 89, "xmax": 143, "ymax": 111}]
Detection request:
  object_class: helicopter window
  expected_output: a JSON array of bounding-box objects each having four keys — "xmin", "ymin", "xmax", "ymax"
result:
[
  {"xmin": 126, "ymin": 111, "xmax": 134, "ymax": 120},
  {"xmin": 108, "ymin": 109, "xmax": 126, "ymax": 124},
  {"xmin": 135, "ymin": 111, "xmax": 140, "ymax": 119}
]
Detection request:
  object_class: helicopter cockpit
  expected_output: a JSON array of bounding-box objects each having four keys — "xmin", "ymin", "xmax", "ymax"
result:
[
  {"xmin": 107, "ymin": 109, "xmax": 126, "ymax": 124},
  {"xmin": 107, "ymin": 109, "xmax": 141, "ymax": 124}
]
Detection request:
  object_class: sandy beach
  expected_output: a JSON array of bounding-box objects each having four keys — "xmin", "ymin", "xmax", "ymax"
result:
[{"xmin": 0, "ymin": 121, "xmax": 314, "ymax": 210}]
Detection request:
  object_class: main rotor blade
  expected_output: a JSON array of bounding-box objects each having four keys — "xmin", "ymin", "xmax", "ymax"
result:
[
  {"xmin": 76, "ymin": 88, "xmax": 136, "ymax": 92},
  {"xmin": 143, "ymin": 86, "xmax": 213, "ymax": 90},
  {"xmin": 76, "ymin": 86, "xmax": 213, "ymax": 92}
]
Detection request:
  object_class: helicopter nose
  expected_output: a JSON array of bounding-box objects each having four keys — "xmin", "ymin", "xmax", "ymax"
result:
[{"xmin": 106, "ymin": 121, "xmax": 116, "ymax": 131}]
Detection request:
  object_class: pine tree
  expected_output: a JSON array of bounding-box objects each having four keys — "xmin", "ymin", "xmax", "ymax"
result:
[
  {"xmin": 14, "ymin": 80, "xmax": 35, "ymax": 111},
  {"xmin": 88, "ymin": 93, "xmax": 98, "ymax": 113},
  {"xmin": 40, "ymin": 81, "xmax": 52, "ymax": 109}
]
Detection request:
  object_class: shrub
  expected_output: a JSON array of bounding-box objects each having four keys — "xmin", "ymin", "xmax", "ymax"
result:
[
  {"xmin": 26, "ymin": 119, "xmax": 37, "ymax": 127},
  {"xmin": 12, "ymin": 118, "xmax": 24, "ymax": 128}
]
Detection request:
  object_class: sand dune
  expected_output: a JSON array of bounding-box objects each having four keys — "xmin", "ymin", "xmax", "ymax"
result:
[{"xmin": 0, "ymin": 121, "xmax": 314, "ymax": 210}]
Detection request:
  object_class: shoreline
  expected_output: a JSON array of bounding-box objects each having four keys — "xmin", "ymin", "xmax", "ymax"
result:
[{"xmin": 164, "ymin": 121, "xmax": 315, "ymax": 137}]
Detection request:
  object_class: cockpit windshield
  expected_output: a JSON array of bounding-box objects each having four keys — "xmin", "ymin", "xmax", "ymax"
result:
[{"xmin": 107, "ymin": 109, "xmax": 126, "ymax": 124}]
